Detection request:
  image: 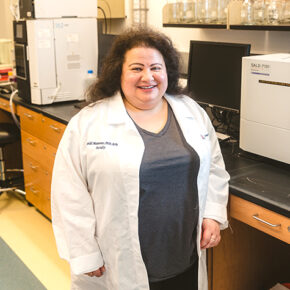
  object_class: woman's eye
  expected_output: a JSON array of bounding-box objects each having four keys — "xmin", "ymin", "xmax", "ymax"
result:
[
  {"xmin": 131, "ymin": 67, "xmax": 142, "ymax": 72},
  {"xmin": 152, "ymin": 66, "xmax": 161, "ymax": 71}
]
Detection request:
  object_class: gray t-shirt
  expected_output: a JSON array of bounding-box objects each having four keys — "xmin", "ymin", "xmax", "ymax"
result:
[{"xmin": 135, "ymin": 105, "xmax": 200, "ymax": 282}]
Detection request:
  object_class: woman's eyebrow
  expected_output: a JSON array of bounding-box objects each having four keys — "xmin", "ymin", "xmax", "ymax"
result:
[
  {"xmin": 128, "ymin": 63, "xmax": 144, "ymax": 67},
  {"xmin": 128, "ymin": 62, "xmax": 163, "ymax": 67},
  {"xmin": 150, "ymin": 63, "xmax": 163, "ymax": 66}
]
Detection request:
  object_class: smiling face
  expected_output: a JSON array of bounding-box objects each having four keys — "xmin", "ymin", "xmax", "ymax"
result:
[{"xmin": 121, "ymin": 46, "xmax": 168, "ymax": 111}]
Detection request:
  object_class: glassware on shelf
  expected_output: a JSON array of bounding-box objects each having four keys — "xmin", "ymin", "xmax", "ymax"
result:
[
  {"xmin": 241, "ymin": 0, "xmax": 254, "ymax": 25},
  {"xmin": 281, "ymin": 0, "xmax": 290, "ymax": 24},
  {"xmin": 166, "ymin": 0, "xmax": 178, "ymax": 23},
  {"xmin": 176, "ymin": 0, "xmax": 196, "ymax": 23},
  {"xmin": 216, "ymin": 0, "xmax": 229, "ymax": 24},
  {"xmin": 253, "ymin": 0, "xmax": 265, "ymax": 24},
  {"xmin": 265, "ymin": 0, "xmax": 283, "ymax": 25},
  {"xmin": 196, "ymin": 0, "xmax": 217, "ymax": 24}
]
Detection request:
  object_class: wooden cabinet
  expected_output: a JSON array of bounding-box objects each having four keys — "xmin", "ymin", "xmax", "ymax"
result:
[
  {"xmin": 0, "ymin": 98, "xmax": 16, "ymax": 113},
  {"xmin": 18, "ymin": 105, "xmax": 65, "ymax": 219},
  {"xmin": 208, "ymin": 195, "xmax": 290, "ymax": 290}
]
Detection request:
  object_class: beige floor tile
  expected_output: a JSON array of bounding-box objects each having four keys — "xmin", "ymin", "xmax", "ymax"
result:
[{"xmin": 0, "ymin": 192, "xmax": 71, "ymax": 290}]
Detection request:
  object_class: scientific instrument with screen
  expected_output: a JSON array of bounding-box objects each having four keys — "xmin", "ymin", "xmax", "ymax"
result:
[{"xmin": 187, "ymin": 40, "xmax": 251, "ymax": 112}]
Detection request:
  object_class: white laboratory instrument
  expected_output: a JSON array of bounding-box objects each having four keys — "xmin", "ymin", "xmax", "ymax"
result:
[
  {"xmin": 22, "ymin": 18, "xmax": 98, "ymax": 105},
  {"xmin": 240, "ymin": 53, "xmax": 290, "ymax": 164}
]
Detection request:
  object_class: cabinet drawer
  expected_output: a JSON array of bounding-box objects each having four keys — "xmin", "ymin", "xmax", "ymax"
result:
[
  {"xmin": 40, "ymin": 115, "xmax": 65, "ymax": 148},
  {"xmin": 0, "ymin": 98, "xmax": 16, "ymax": 113},
  {"xmin": 41, "ymin": 190, "xmax": 52, "ymax": 219},
  {"xmin": 230, "ymin": 195, "xmax": 290, "ymax": 244},
  {"xmin": 21, "ymin": 130, "xmax": 56, "ymax": 171},
  {"xmin": 25, "ymin": 183, "xmax": 51, "ymax": 219},
  {"xmin": 25, "ymin": 184, "xmax": 42, "ymax": 210},
  {"xmin": 18, "ymin": 106, "xmax": 43, "ymax": 137},
  {"xmin": 23, "ymin": 153, "xmax": 52, "ymax": 193}
]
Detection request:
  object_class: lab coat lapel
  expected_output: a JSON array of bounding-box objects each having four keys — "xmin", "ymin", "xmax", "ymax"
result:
[
  {"xmin": 106, "ymin": 93, "xmax": 147, "ymax": 285},
  {"xmin": 165, "ymin": 94, "xmax": 209, "ymax": 160}
]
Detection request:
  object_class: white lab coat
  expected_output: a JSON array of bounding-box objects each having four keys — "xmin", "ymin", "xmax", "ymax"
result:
[{"xmin": 51, "ymin": 93, "xmax": 229, "ymax": 290}]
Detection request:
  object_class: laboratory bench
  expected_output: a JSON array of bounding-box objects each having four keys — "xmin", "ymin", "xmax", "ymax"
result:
[{"xmin": 1, "ymin": 93, "xmax": 289, "ymax": 290}]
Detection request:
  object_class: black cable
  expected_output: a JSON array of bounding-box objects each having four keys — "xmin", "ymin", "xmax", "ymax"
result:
[
  {"xmin": 100, "ymin": 0, "xmax": 112, "ymax": 33},
  {"xmin": 97, "ymin": 6, "xmax": 107, "ymax": 34}
]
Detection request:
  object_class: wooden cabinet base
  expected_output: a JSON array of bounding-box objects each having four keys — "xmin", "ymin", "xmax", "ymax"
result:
[{"xmin": 209, "ymin": 218, "xmax": 290, "ymax": 290}]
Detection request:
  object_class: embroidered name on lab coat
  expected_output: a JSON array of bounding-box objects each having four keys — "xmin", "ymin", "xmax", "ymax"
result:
[{"xmin": 87, "ymin": 141, "xmax": 118, "ymax": 150}]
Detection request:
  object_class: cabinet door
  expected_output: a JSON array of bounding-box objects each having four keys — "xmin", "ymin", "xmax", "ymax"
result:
[{"xmin": 208, "ymin": 195, "xmax": 290, "ymax": 290}]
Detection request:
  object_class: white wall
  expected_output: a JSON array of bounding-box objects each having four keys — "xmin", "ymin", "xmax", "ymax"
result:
[{"xmin": 0, "ymin": 0, "xmax": 14, "ymax": 39}]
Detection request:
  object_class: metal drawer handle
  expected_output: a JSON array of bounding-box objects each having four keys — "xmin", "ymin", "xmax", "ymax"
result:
[
  {"xmin": 49, "ymin": 125, "xmax": 61, "ymax": 133},
  {"xmin": 252, "ymin": 214, "xmax": 281, "ymax": 228},
  {"xmin": 30, "ymin": 187, "xmax": 39, "ymax": 195},
  {"xmin": 0, "ymin": 102, "xmax": 8, "ymax": 107},
  {"xmin": 26, "ymin": 138, "xmax": 36, "ymax": 146},
  {"xmin": 24, "ymin": 112, "xmax": 34, "ymax": 119},
  {"xmin": 29, "ymin": 163, "xmax": 38, "ymax": 171}
]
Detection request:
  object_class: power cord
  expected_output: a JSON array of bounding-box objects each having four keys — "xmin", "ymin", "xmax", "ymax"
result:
[
  {"xmin": 9, "ymin": 88, "xmax": 20, "ymax": 129},
  {"xmin": 98, "ymin": 6, "xmax": 108, "ymax": 34}
]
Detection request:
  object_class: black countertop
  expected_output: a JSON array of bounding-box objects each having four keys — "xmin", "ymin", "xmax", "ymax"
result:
[
  {"xmin": 1, "ymin": 93, "xmax": 81, "ymax": 124},
  {"xmin": 1, "ymin": 93, "xmax": 290, "ymax": 218},
  {"xmin": 222, "ymin": 144, "xmax": 290, "ymax": 218}
]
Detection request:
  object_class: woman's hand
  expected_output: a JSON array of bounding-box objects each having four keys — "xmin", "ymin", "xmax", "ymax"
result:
[
  {"xmin": 85, "ymin": 265, "xmax": 106, "ymax": 277},
  {"xmin": 200, "ymin": 218, "xmax": 221, "ymax": 250}
]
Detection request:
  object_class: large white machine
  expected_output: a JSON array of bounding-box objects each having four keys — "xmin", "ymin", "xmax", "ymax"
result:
[
  {"xmin": 25, "ymin": 18, "xmax": 98, "ymax": 105},
  {"xmin": 240, "ymin": 53, "xmax": 290, "ymax": 164}
]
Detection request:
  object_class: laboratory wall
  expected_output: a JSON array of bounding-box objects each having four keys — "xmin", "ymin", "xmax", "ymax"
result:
[
  {"xmin": 0, "ymin": 0, "xmax": 14, "ymax": 39},
  {"xmin": 111, "ymin": 0, "xmax": 290, "ymax": 56},
  {"xmin": 1, "ymin": 0, "xmax": 290, "ymax": 56}
]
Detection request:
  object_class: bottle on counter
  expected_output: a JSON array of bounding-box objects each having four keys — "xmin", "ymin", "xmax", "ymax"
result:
[{"xmin": 83, "ymin": 70, "xmax": 97, "ymax": 101}]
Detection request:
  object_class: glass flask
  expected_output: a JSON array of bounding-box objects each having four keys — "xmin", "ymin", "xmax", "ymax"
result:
[
  {"xmin": 196, "ymin": 0, "xmax": 217, "ymax": 23},
  {"xmin": 216, "ymin": 0, "xmax": 229, "ymax": 24},
  {"xmin": 281, "ymin": 0, "xmax": 290, "ymax": 23},
  {"xmin": 167, "ymin": 0, "xmax": 178, "ymax": 23},
  {"xmin": 178, "ymin": 0, "xmax": 197, "ymax": 23},
  {"xmin": 241, "ymin": 0, "xmax": 254, "ymax": 25},
  {"xmin": 265, "ymin": 0, "xmax": 283, "ymax": 24},
  {"xmin": 253, "ymin": 0, "xmax": 265, "ymax": 24}
]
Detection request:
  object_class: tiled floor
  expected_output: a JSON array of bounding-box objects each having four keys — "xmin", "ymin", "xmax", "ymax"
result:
[{"xmin": 0, "ymin": 192, "xmax": 71, "ymax": 290}]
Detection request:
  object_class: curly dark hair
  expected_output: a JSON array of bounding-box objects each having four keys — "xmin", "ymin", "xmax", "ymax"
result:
[{"xmin": 89, "ymin": 27, "xmax": 183, "ymax": 101}]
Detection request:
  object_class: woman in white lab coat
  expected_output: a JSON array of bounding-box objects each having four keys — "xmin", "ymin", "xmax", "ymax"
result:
[{"xmin": 51, "ymin": 28, "xmax": 229, "ymax": 290}]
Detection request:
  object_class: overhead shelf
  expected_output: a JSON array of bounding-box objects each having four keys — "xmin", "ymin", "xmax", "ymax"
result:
[
  {"xmin": 230, "ymin": 24, "xmax": 290, "ymax": 31},
  {"xmin": 163, "ymin": 23, "xmax": 290, "ymax": 32},
  {"xmin": 163, "ymin": 23, "xmax": 227, "ymax": 29}
]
